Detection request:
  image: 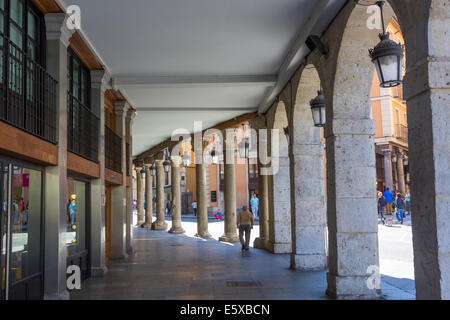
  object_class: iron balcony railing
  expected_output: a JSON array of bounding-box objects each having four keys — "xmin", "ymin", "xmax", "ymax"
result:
[
  {"xmin": 0, "ymin": 32, "xmax": 58, "ymax": 144},
  {"xmin": 395, "ymin": 124, "xmax": 408, "ymax": 142},
  {"xmin": 105, "ymin": 125, "xmax": 122, "ymax": 173},
  {"xmin": 68, "ymin": 95, "xmax": 99, "ymax": 162}
]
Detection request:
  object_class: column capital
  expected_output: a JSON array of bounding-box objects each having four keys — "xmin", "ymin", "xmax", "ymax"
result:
[
  {"xmin": 143, "ymin": 157, "xmax": 154, "ymax": 167},
  {"xmin": 45, "ymin": 13, "xmax": 74, "ymax": 47},
  {"xmin": 248, "ymin": 115, "xmax": 267, "ymax": 130},
  {"xmin": 154, "ymin": 151, "xmax": 166, "ymax": 161},
  {"xmin": 134, "ymin": 158, "xmax": 144, "ymax": 168},
  {"xmin": 114, "ymin": 100, "xmax": 129, "ymax": 116},
  {"xmin": 91, "ymin": 70, "xmax": 109, "ymax": 92},
  {"xmin": 126, "ymin": 109, "xmax": 136, "ymax": 123},
  {"xmin": 170, "ymin": 156, "xmax": 182, "ymax": 167}
]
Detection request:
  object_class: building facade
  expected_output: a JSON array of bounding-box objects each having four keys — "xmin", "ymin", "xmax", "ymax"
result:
[
  {"xmin": 0, "ymin": 0, "xmax": 134, "ymax": 300},
  {"xmin": 371, "ymin": 18, "xmax": 409, "ymax": 194}
]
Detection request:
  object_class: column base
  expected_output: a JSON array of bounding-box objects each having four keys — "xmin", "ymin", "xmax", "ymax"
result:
[
  {"xmin": 151, "ymin": 220, "xmax": 168, "ymax": 231},
  {"xmin": 142, "ymin": 222, "xmax": 153, "ymax": 229},
  {"xmin": 253, "ymin": 237, "xmax": 267, "ymax": 250},
  {"xmin": 135, "ymin": 221, "xmax": 145, "ymax": 228},
  {"xmin": 326, "ymin": 272, "xmax": 381, "ymax": 300},
  {"xmin": 219, "ymin": 233, "xmax": 240, "ymax": 243},
  {"xmin": 195, "ymin": 231, "xmax": 212, "ymax": 239},
  {"xmin": 90, "ymin": 266, "xmax": 108, "ymax": 278},
  {"xmin": 267, "ymin": 241, "xmax": 292, "ymax": 254},
  {"xmin": 169, "ymin": 226, "xmax": 185, "ymax": 234},
  {"xmin": 290, "ymin": 253, "xmax": 327, "ymax": 271}
]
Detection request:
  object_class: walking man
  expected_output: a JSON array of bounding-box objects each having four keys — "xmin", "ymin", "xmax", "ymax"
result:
[
  {"xmin": 395, "ymin": 194, "xmax": 405, "ymax": 225},
  {"xmin": 377, "ymin": 191, "xmax": 387, "ymax": 225},
  {"xmin": 192, "ymin": 200, "xmax": 197, "ymax": 217},
  {"xmin": 250, "ymin": 194, "xmax": 259, "ymax": 219},
  {"xmin": 383, "ymin": 187, "xmax": 394, "ymax": 215},
  {"xmin": 236, "ymin": 206, "xmax": 254, "ymax": 251}
]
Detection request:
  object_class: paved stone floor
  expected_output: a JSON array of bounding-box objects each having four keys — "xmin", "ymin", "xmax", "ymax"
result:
[{"xmin": 70, "ymin": 215, "xmax": 415, "ymax": 300}]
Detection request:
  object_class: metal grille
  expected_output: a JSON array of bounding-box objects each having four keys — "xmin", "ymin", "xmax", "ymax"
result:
[
  {"xmin": 105, "ymin": 125, "xmax": 122, "ymax": 173},
  {"xmin": 68, "ymin": 96, "xmax": 99, "ymax": 162},
  {"xmin": 0, "ymin": 32, "xmax": 57, "ymax": 143}
]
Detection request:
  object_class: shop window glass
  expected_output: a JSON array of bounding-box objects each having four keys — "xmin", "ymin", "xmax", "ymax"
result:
[
  {"xmin": 1, "ymin": 164, "xmax": 8, "ymax": 295},
  {"xmin": 66, "ymin": 179, "xmax": 87, "ymax": 256},
  {"xmin": 9, "ymin": 167, "xmax": 41, "ymax": 284}
]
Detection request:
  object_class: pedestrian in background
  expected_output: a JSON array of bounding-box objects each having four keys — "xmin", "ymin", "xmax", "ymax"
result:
[
  {"xmin": 384, "ymin": 187, "xmax": 394, "ymax": 215},
  {"xmin": 236, "ymin": 206, "xmax": 254, "ymax": 251},
  {"xmin": 250, "ymin": 194, "xmax": 259, "ymax": 219},
  {"xmin": 192, "ymin": 200, "xmax": 197, "ymax": 217},
  {"xmin": 166, "ymin": 199, "xmax": 172, "ymax": 216},
  {"xmin": 395, "ymin": 193, "xmax": 405, "ymax": 225},
  {"xmin": 405, "ymin": 190, "xmax": 411, "ymax": 216},
  {"xmin": 378, "ymin": 191, "xmax": 387, "ymax": 225}
]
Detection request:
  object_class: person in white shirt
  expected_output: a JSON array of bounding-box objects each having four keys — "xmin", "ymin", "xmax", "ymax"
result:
[{"xmin": 192, "ymin": 200, "xmax": 197, "ymax": 216}]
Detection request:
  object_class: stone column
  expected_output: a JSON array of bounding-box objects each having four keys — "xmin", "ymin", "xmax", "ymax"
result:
[
  {"xmin": 43, "ymin": 13, "xmax": 73, "ymax": 300},
  {"xmin": 89, "ymin": 70, "xmax": 108, "ymax": 277},
  {"xmin": 109, "ymin": 101, "xmax": 128, "ymax": 260},
  {"xmin": 290, "ymin": 123, "xmax": 327, "ymax": 271},
  {"xmin": 383, "ymin": 149, "xmax": 393, "ymax": 190},
  {"xmin": 195, "ymin": 160, "xmax": 211, "ymax": 238},
  {"xmin": 267, "ymin": 136, "xmax": 292, "ymax": 254},
  {"xmin": 135, "ymin": 166, "xmax": 145, "ymax": 226},
  {"xmin": 397, "ymin": 152, "xmax": 406, "ymax": 195},
  {"xmin": 169, "ymin": 156, "xmax": 185, "ymax": 234},
  {"xmin": 249, "ymin": 118, "xmax": 269, "ymax": 249},
  {"xmin": 143, "ymin": 161, "xmax": 153, "ymax": 228},
  {"xmin": 405, "ymin": 0, "xmax": 450, "ymax": 299},
  {"xmin": 125, "ymin": 110, "xmax": 136, "ymax": 255},
  {"xmin": 254, "ymin": 164, "xmax": 269, "ymax": 249},
  {"xmin": 325, "ymin": 117, "xmax": 379, "ymax": 300},
  {"xmin": 152, "ymin": 159, "xmax": 168, "ymax": 230},
  {"xmin": 219, "ymin": 129, "xmax": 239, "ymax": 243}
]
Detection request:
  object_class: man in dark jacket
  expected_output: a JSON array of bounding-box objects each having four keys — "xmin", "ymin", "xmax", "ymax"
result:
[
  {"xmin": 395, "ymin": 194, "xmax": 405, "ymax": 224},
  {"xmin": 378, "ymin": 193, "xmax": 387, "ymax": 225}
]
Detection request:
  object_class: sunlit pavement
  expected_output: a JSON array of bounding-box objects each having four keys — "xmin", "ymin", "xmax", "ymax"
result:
[
  {"xmin": 378, "ymin": 214, "xmax": 415, "ymax": 299},
  {"xmin": 70, "ymin": 214, "xmax": 415, "ymax": 300}
]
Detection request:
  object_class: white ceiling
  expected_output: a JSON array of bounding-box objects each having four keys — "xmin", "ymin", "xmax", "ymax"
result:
[{"xmin": 59, "ymin": 0, "xmax": 346, "ymax": 156}]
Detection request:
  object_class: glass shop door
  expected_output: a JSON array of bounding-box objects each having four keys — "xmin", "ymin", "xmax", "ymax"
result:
[{"xmin": 0, "ymin": 162, "xmax": 43, "ymax": 300}]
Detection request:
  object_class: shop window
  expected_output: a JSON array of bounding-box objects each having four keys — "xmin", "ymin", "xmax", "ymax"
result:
[{"xmin": 66, "ymin": 178, "xmax": 87, "ymax": 256}]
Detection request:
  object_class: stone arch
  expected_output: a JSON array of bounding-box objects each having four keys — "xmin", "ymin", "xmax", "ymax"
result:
[
  {"xmin": 322, "ymin": 0, "xmax": 449, "ymax": 300},
  {"xmin": 324, "ymin": 0, "xmax": 397, "ymax": 300},
  {"xmin": 267, "ymin": 101, "xmax": 292, "ymax": 254},
  {"xmin": 289, "ymin": 64, "xmax": 328, "ymax": 270}
]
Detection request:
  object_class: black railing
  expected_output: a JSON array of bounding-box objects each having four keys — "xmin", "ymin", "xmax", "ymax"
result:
[
  {"xmin": 0, "ymin": 32, "xmax": 57, "ymax": 143},
  {"xmin": 68, "ymin": 96, "xmax": 99, "ymax": 162},
  {"xmin": 105, "ymin": 125, "xmax": 122, "ymax": 173},
  {"xmin": 395, "ymin": 124, "xmax": 408, "ymax": 142}
]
